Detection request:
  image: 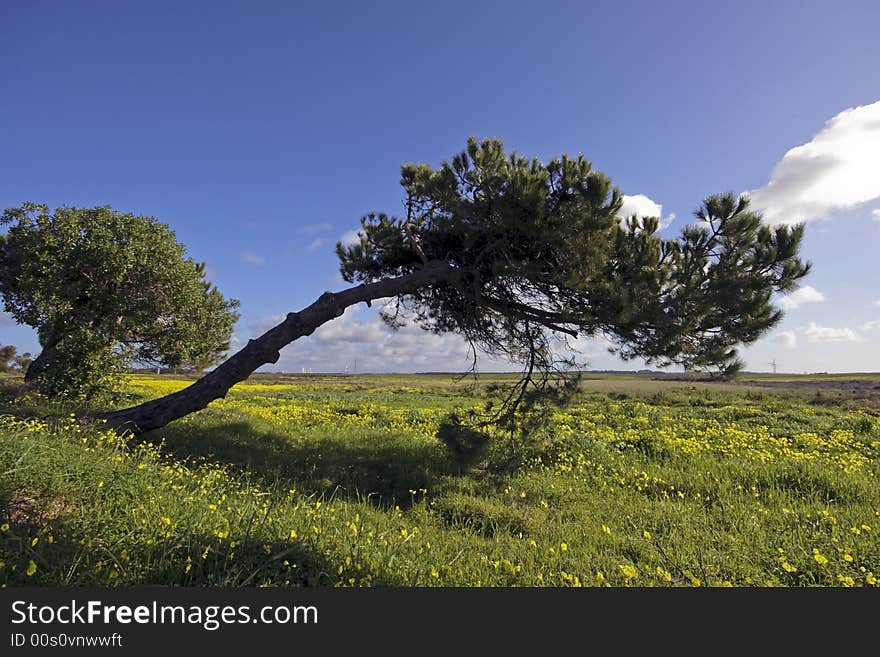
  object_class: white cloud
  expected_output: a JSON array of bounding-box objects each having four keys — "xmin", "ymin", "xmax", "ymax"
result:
[
  {"xmin": 279, "ymin": 316, "xmax": 476, "ymax": 373},
  {"xmin": 307, "ymin": 238, "xmax": 327, "ymax": 252},
  {"xmin": 241, "ymin": 251, "xmax": 266, "ymax": 266},
  {"xmin": 862, "ymin": 319, "xmax": 880, "ymax": 331},
  {"xmin": 617, "ymin": 194, "xmax": 675, "ymax": 230},
  {"xmin": 248, "ymin": 314, "xmax": 286, "ymax": 337},
  {"xmin": 227, "ymin": 331, "xmax": 243, "ymax": 353},
  {"xmin": 748, "ymin": 100, "xmax": 880, "ymax": 224},
  {"xmin": 802, "ymin": 322, "xmax": 862, "ymax": 343},
  {"xmin": 249, "ymin": 307, "xmax": 384, "ymax": 344},
  {"xmin": 566, "ymin": 332, "xmax": 617, "ymax": 358},
  {"xmin": 243, "ymin": 307, "xmax": 671, "ymax": 373},
  {"xmin": 246, "ymin": 304, "xmax": 505, "ymax": 373},
  {"xmin": 772, "ymin": 330, "xmax": 798, "ymax": 349},
  {"xmin": 777, "ymin": 285, "xmax": 826, "ymax": 311},
  {"xmin": 311, "ymin": 306, "xmax": 386, "ymax": 344},
  {"xmin": 338, "ymin": 229, "xmax": 362, "ymax": 248},
  {"xmin": 255, "ymin": 306, "xmax": 647, "ymax": 373},
  {"xmin": 302, "ymin": 222, "xmax": 333, "ymax": 235},
  {"xmin": 873, "ymin": 209, "xmax": 880, "ymax": 222}
]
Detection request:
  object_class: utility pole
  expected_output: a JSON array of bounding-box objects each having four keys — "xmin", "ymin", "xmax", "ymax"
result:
[{"xmin": 769, "ymin": 359, "xmax": 777, "ymax": 375}]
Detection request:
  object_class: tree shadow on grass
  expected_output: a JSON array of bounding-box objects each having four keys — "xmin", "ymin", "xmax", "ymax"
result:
[
  {"xmin": 146, "ymin": 422, "xmax": 454, "ymax": 509},
  {"xmin": 0, "ymin": 502, "xmax": 398, "ymax": 586},
  {"xmin": 136, "ymin": 535, "xmax": 351, "ymax": 587}
]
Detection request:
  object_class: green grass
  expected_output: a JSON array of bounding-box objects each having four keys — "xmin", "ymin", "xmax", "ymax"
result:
[{"xmin": 1, "ymin": 373, "xmax": 878, "ymax": 587}]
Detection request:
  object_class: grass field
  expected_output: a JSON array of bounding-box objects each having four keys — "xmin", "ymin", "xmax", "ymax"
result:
[{"xmin": 1, "ymin": 372, "xmax": 878, "ymax": 587}]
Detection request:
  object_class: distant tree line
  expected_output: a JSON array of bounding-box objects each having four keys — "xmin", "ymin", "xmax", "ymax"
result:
[{"xmin": 0, "ymin": 344, "xmax": 32, "ymax": 373}]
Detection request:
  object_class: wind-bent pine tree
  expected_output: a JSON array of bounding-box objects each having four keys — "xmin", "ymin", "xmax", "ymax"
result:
[{"xmin": 101, "ymin": 138, "xmax": 810, "ymax": 434}]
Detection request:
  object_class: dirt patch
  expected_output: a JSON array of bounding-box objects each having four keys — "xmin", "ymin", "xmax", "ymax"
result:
[{"xmin": 3, "ymin": 495, "xmax": 72, "ymax": 526}]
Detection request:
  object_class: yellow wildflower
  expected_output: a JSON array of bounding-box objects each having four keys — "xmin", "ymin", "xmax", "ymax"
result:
[{"xmin": 619, "ymin": 564, "xmax": 637, "ymax": 580}]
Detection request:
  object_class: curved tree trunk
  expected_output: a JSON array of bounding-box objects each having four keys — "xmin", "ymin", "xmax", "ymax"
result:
[
  {"xmin": 99, "ymin": 261, "xmax": 461, "ymax": 435},
  {"xmin": 24, "ymin": 338, "xmax": 60, "ymax": 383}
]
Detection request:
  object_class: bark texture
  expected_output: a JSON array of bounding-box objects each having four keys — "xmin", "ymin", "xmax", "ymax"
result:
[
  {"xmin": 24, "ymin": 338, "xmax": 58, "ymax": 383},
  {"xmin": 99, "ymin": 261, "xmax": 462, "ymax": 435}
]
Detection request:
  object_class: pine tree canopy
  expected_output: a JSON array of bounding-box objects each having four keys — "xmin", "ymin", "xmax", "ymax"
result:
[{"xmin": 337, "ymin": 137, "xmax": 810, "ymax": 381}]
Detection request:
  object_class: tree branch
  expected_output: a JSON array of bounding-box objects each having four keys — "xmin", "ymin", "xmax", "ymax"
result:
[{"xmin": 98, "ymin": 261, "xmax": 468, "ymax": 435}]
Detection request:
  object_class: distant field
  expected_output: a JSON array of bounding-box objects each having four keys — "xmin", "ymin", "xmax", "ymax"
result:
[
  {"xmin": 740, "ymin": 372, "xmax": 880, "ymax": 381},
  {"xmin": 1, "ymin": 372, "xmax": 878, "ymax": 587}
]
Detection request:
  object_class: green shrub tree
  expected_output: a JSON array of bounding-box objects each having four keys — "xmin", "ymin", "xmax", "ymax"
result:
[
  {"xmin": 0, "ymin": 203, "xmax": 240, "ymax": 399},
  {"xmin": 0, "ymin": 344, "xmax": 17, "ymax": 372}
]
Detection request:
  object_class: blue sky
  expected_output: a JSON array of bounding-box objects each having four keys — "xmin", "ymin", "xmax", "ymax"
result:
[{"xmin": 2, "ymin": 1, "xmax": 879, "ymax": 373}]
